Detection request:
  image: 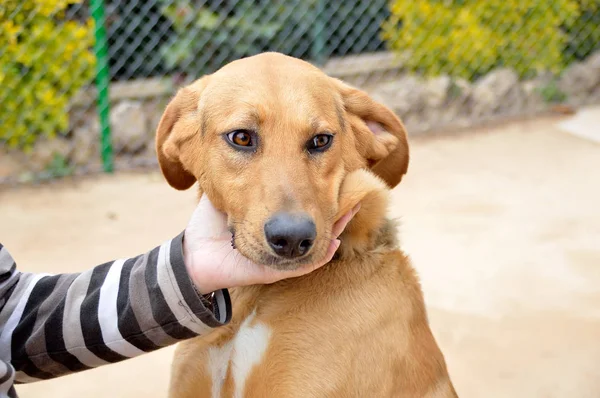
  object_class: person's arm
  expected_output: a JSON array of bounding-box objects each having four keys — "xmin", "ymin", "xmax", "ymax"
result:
[
  {"xmin": 0, "ymin": 236, "xmax": 230, "ymax": 384},
  {"xmin": 0, "ymin": 195, "xmax": 357, "ymax": 393}
]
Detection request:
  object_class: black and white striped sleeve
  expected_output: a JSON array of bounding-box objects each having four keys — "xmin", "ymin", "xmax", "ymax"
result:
[{"xmin": 0, "ymin": 233, "xmax": 231, "ymax": 390}]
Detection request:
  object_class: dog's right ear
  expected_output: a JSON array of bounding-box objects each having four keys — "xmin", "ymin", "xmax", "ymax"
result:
[
  {"xmin": 155, "ymin": 78, "xmax": 207, "ymax": 190},
  {"xmin": 333, "ymin": 79, "xmax": 409, "ymax": 189}
]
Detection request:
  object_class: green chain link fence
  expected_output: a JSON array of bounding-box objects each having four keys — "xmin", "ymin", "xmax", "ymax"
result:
[{"xmin": 1, "ymin": 0, "xmax": 600, "ymax": 184}]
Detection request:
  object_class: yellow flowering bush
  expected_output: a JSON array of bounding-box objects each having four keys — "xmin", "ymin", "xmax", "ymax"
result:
[
  {"xmin": 382, "ymin": 0, "xmax": 581, "ymax": 79},
  {"xmin": 0, "ymin": 1, "xmax": 95, "ymax": 149}
]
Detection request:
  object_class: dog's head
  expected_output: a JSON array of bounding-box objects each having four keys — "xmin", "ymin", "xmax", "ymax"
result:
[{"xmin": 156, "ymin": 52, "xmax": 408, "ymax": 270}]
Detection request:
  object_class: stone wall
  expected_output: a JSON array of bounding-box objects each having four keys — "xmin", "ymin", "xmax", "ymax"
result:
[
  {"xmin": 2, "ymin": 51, "xmax": 600, "ymax": 182},
  {"xmin": 367, "ymin": 51, "xmax": 600, "ymax": 134}
]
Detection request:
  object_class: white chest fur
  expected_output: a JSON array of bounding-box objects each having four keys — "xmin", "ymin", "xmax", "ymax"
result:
[{"xmin": 208, "ymin": 310, "xmax": 272, "ymax": 398}]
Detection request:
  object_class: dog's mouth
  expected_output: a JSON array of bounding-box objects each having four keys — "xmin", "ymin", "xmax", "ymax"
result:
[{"xmin": 230, "ymin": 230, "xmax": 236, "ymax": 249}]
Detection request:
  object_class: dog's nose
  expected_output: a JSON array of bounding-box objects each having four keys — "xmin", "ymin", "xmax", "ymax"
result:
[{"xmin": 264, "ymin": 213, "xmax": 316, "ymax": 258}]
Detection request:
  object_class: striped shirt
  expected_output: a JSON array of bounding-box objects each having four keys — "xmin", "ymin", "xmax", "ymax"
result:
[{"xmin": 0, "ymin": 234, "xmax": 231, "ymax": 398}]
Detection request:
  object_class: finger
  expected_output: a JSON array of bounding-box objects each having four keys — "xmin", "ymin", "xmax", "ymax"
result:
[
  {"xmin": 321, "ymin": 238, "xmax": 342, "ymax": 266},
  {"xmin": 331, "ymin": 202, "xmax": 361, "ymax": 238},
  {"xmin": 331, "ymin": 212, "xmax": 351, "ymax": 238}
]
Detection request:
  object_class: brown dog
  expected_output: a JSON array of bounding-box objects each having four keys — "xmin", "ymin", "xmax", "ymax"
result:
[{"xmin": 156, "ymin": 52, "xmax": 457, "ymax": 397}]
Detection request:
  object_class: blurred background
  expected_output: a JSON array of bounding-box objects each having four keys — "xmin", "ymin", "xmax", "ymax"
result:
[
  {"xmin": 1, "ymin": 1, "xmax": 600, "ymax": 397},
  {"xmin": 1, "ymin": 0, "xmax": 599, "ymax": 181}
]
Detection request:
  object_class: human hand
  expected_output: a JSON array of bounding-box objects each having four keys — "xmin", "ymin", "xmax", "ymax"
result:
[{"xmin": 183, "ymin": 195, "xmax": 360, "ymax": 294}]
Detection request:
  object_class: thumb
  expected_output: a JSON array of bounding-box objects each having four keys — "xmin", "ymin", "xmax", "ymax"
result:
[{"xmin": 186, "ymin": 195, "xmax": 229, "ymax": 239}]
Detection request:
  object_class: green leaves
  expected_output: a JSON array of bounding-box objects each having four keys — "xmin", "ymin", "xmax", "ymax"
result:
[{"xmin": 382, "ymin": 0, "xmax": 586, "ymax": 80}]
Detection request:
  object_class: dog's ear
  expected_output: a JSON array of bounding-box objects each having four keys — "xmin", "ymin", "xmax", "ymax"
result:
[
  {"xmin": 155, "ymin": 78, "xmax": 207, "ymax": 190},
  {"xmin": 335, "ymin": 80, "xmax": 409, "ymax": 188}
]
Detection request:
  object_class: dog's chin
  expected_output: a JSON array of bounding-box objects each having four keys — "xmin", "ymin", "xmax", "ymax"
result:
[
  {"xmin": 232, "ymin": 237, "xmax": 322, "ymax": 271},
  {"xmin": 266, "ymin": 253, "xmax": 317, "ymax": 271},
  {"xmin": 245, "ymin": 250, "xmax": 317, "ymax": 272}
]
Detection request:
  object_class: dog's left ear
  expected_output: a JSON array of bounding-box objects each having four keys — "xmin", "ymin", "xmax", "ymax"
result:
[{"xmin": 335, "ymin": 80, "xmax": 409, "ymax": 188}]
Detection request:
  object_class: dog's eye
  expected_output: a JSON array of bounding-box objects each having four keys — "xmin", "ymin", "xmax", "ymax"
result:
[
  {"xmin": 226, "ymin": 130, "xmax": 255, "ymax": 149},
  {"xmin": 307, "ymin": 134, "xmax": 333, "ymax": 153}
]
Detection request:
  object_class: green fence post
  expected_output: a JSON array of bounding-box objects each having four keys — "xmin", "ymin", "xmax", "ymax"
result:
[{"xmin": 91, "ymin": 0, "xmax": 113, "ymax": 173}]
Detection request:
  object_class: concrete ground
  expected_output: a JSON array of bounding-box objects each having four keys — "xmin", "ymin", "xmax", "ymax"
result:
[{"xmin": 1, "ymin": 109, "xmax": 599, "ymax": 398}]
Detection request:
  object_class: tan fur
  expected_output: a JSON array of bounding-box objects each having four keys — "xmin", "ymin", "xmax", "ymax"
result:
[{"xmin": 157, "ymin": 53, "xmax": 457, "ymax": 397}]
